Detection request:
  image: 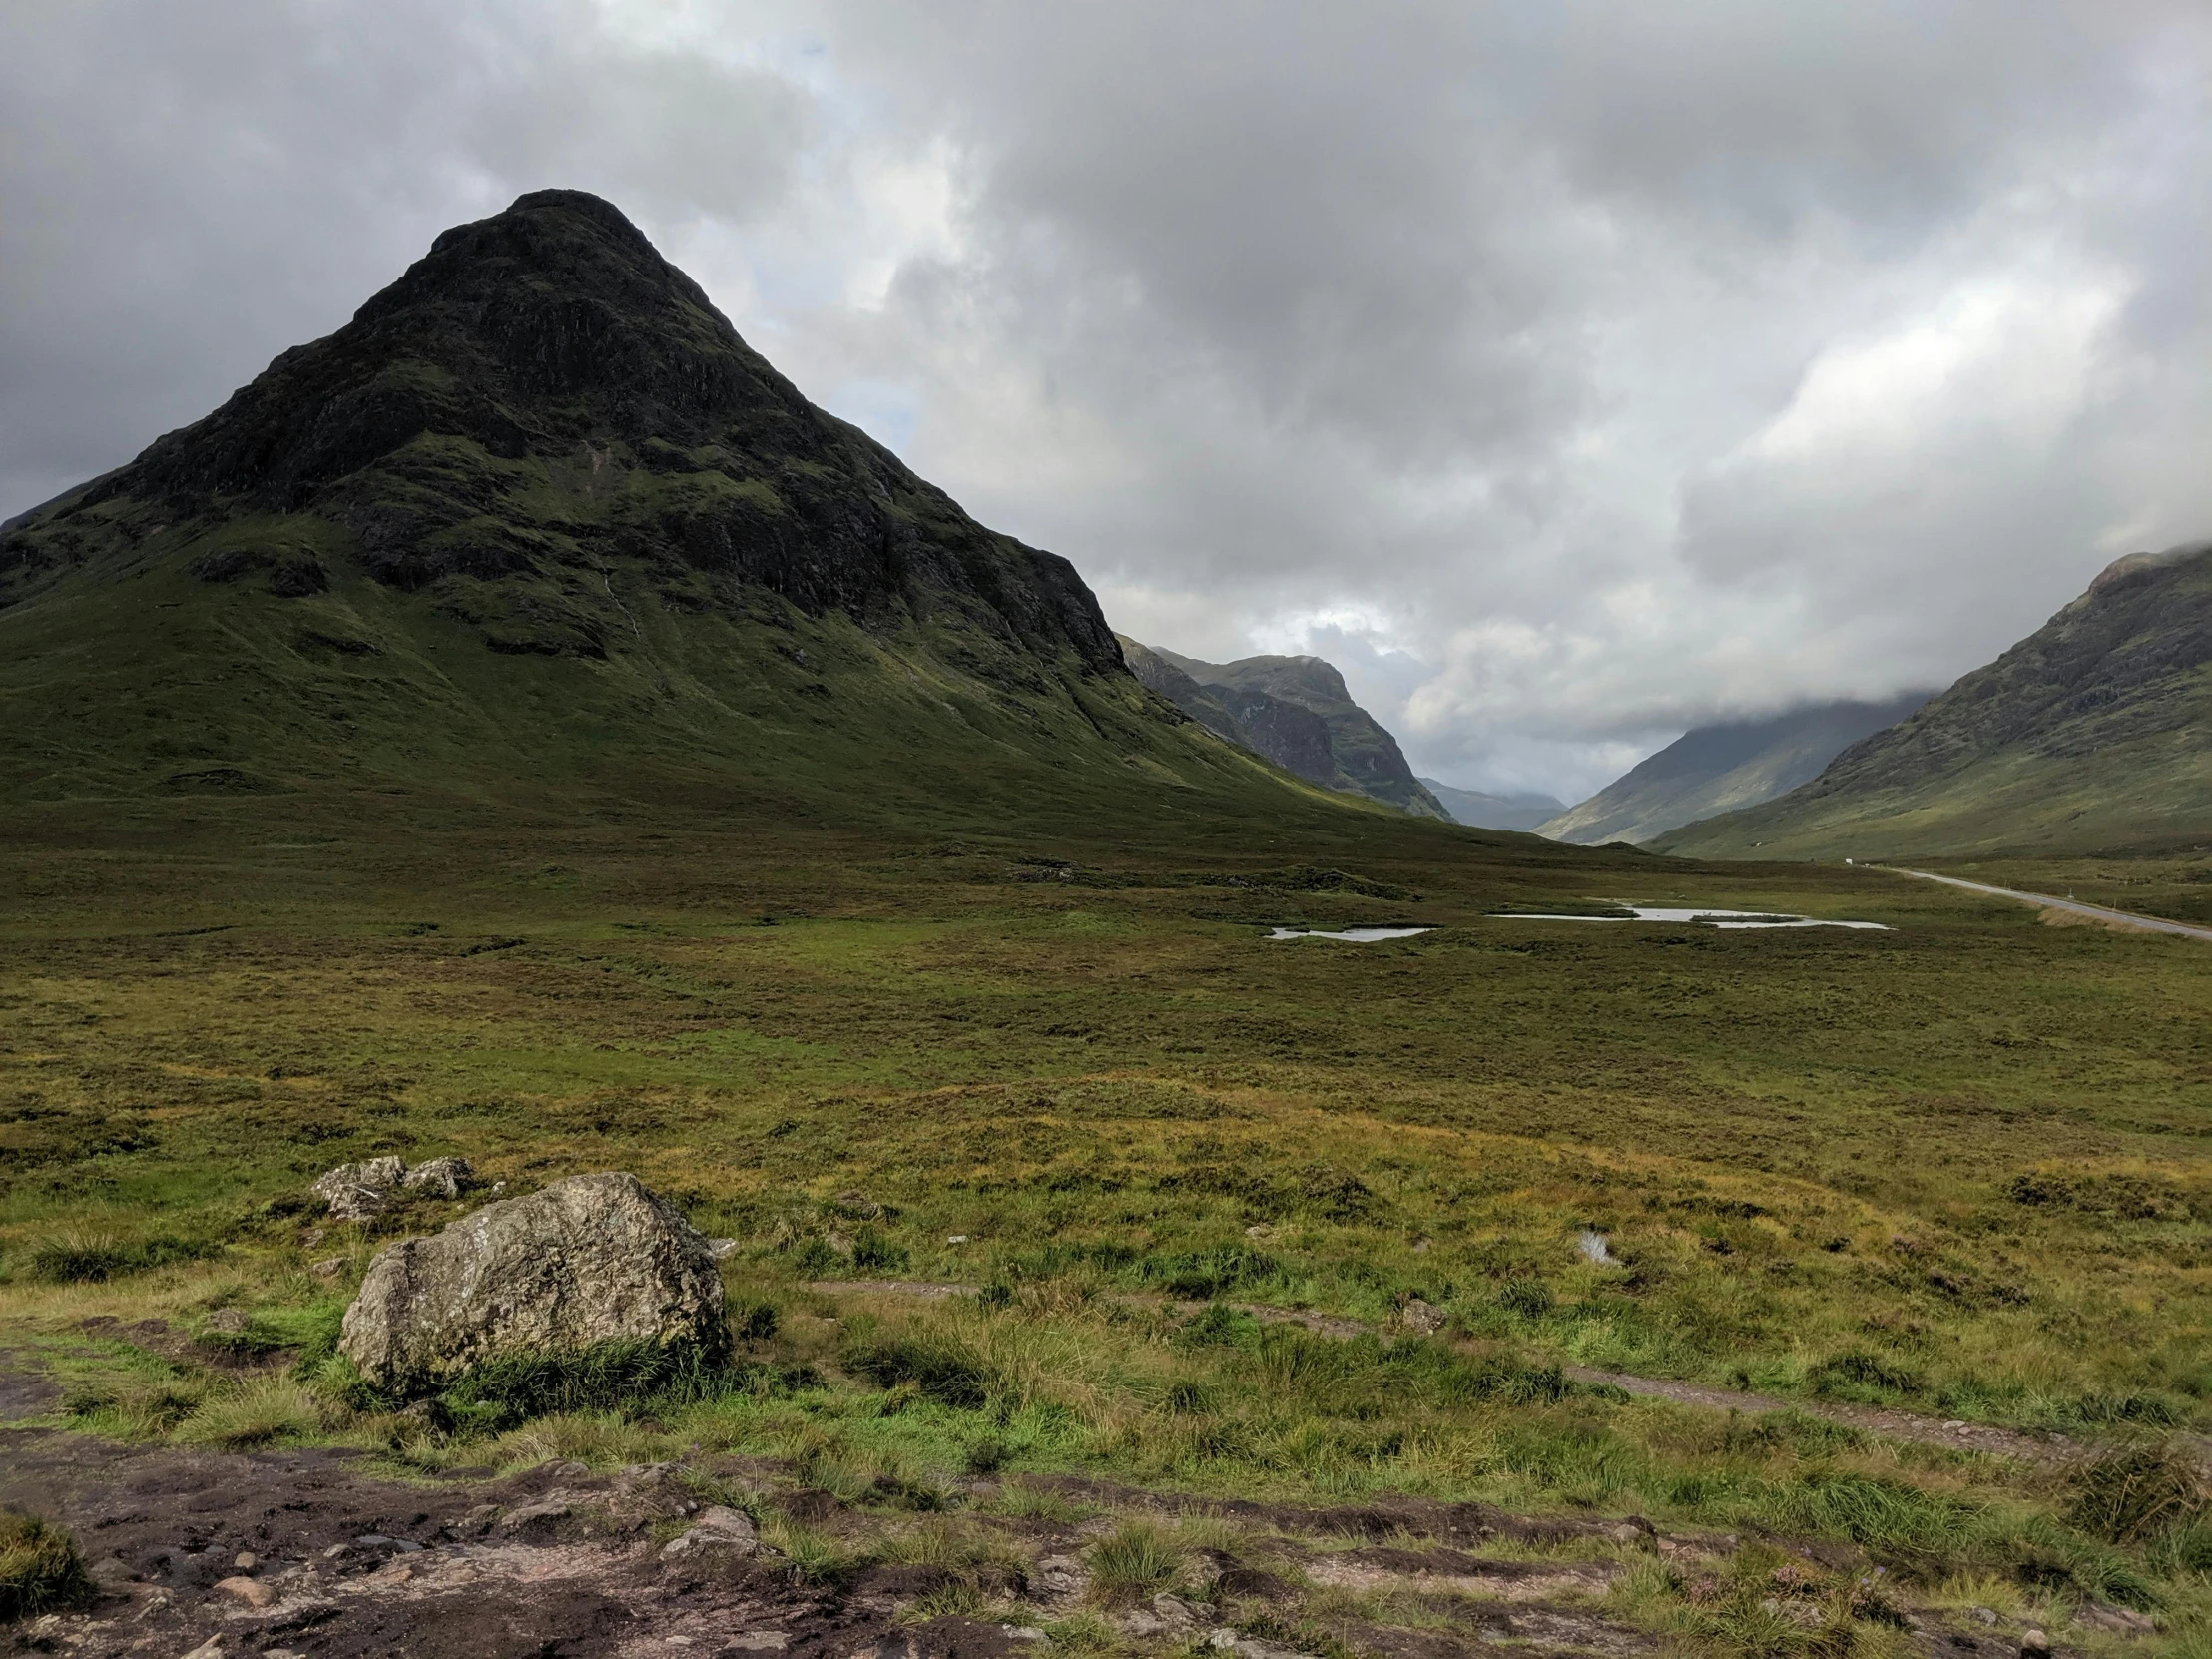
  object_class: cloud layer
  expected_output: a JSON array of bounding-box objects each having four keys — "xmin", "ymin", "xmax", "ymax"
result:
[{"xmin": 6, "ymin": 0, "xmax": 2210, "ymax": 798}]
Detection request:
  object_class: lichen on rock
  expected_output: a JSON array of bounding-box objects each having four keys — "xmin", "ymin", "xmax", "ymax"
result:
[{"xmin": 337, "ymin": 1172, "xmax": 727, "ymax": 1394}]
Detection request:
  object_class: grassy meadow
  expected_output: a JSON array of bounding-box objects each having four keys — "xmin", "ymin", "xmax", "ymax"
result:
[{"xmin": 3, "ymin": 806, "xmax": 2210, "ymax": 1649}]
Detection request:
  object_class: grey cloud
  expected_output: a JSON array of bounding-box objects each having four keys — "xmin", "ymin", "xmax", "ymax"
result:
[{"xmin": 6, "ymin": 1, "xmax": 2212, "ymax": 799}]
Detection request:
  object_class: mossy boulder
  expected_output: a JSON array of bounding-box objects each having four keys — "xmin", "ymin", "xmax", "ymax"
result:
[{"xmin": 338, "ymin": 1172, "xmax": 726, "ymax": 1395}]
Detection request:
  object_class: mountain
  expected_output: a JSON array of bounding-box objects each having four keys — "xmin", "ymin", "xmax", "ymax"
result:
[
  {"xmin": 0, "ymin": 190, "xmax": 1417, "ymax": 843},
  {"xmin": 1417, "ymin": 778, "xmax": 1564, "ymax": 832},
  {"xmin": 1657, "ymin": 544, "xmax": 2212, "ymax": 858},
  {"xmin": 1538, "ymin": 693, "xmax": 1935, "ymax": 846},
  {"xmin": 1120, "ymin": 641, "xmax": 1447, "ymax": 818}
]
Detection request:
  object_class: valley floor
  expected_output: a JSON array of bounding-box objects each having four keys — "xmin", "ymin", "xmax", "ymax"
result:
[{"xmin": 1, "ymin": 819, "xmax": 2208, "ymax": 1655}]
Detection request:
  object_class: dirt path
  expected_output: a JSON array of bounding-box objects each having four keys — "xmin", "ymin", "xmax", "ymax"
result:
[
  {"xmin": 0, "ymin": 1423, "xmax": 1030, "ymax": 1659},
  {"xmin": 1883, "ymin": 867, "xmax": 2212, "ymax": 943},
  {"xmin": 811, "ymin": 1282, "xmax": 2086, "ymax": 1463}
]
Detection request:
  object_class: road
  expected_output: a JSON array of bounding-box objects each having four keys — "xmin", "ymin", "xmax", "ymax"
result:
[{"xmin": 1883, "ymin": 866, "xmax": 2212, "ymax": 941}]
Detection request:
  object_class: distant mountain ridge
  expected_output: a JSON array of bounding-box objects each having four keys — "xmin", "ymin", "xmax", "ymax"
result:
[
  {"xmin": 1417, "ymin": 778, "xmax": 1564, "ymax": 832},
  {"xmin": 1122, "ymin": 640, "xmax": 1447, "ymax": 818},
  {"xmin": 1658, "ymin": 542, "xmax": 2212, "ymax": 857},
  {"xmin": 1540, "ymin": 693, "xmax": 1936, "ymax": 845},
  {"xmin": 0, "ymin": 190, "xmax": 1391, "ymax": 840}
]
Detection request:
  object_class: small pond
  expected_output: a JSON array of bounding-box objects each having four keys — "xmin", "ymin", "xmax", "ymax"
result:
[
  {"xmin": 1492, "ymin": 905, "xmax": 1887, "ymax": 931},
  {"xmin": 1266, "ymin": 926, "xmax": 1435, "ymax": 942}
]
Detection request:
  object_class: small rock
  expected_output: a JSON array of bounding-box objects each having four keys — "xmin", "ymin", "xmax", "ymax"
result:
[
  {"xmin": 946, "ymin": 1235, "xmax": 971, "ymax": 1245},
  {"xmin": 708, "ymin": 1238, "xmax": 739, "ymax": 1260},
  {"xmin": 234, "ymin": 1551, "xmax": 258, "ymax": 1571},
  {"xmin": 724, "ymin": 1637, "xmax": 789, "ymax": 1653},
  {"xmin": 487, "ymin": 1180, "xmax": 507, "ymax": 1195},
  {"xmin": 552, "ymin": 1459, "xmax": 592, "ymax": 1477},
  {"xmin": 1243, "ymin": 1224, "xmax": 1274, "ymax": 1240},
  {"xmin": 215, "ymin": 1575, "xmax": 276, "ymax": 1609},
  {"xmin": 1411, "ymin": 1238, "xmax": 1431, "ymax": 1254},
  {"xmin": 2079, "ymin": 1604, "xmax": 2155, "ymax": 1636},
  {"xmin": 1002, "ymin": 1629, "xmax": 1048, "ymax": 1644},
  {"xmin": 29, "ymin": 1615, "xmax": 61, "ymax": 1638},
  {"xmin": 264, "ymin": 1651, "xmax": 308, "ymax": 1658},
  {"xmin": 401, "ymin": 1156, "xmax": 475, "ymax": 1200},
  {"xmin": 661, "ymin": 1506, "xmax": 761, "ymax": 1559},
  {"xmin": 353, "ymin": 1534, "xmax": 424, "ymax": 1552},
  {"xmin": 300, "ymin": 1228, "xmax": 326, "ymax": 1248},
  {"xmin": 2022, "ymin": 1630, "xmax": 2050, "ymax": 1657},
  {"xmin": 459, "ymin": 1504, "xmax": 502, "ymax": 1533},
  {"xmin": 313, "ymin": 1156, "xmax": 407, "ymax": 1223},
  {"xmin": 179, "ymin": 1639, "xmax": 226, "ymax": 1659},
  {"xmin": 1972, "ymin": 1608, "xmax": 1999, "ymax": 1627},
  {"xmin": 206, "ymin": 1309, "xmax": 249, "ymax": 1334},
  {"xmin": 1398, "ymin": 1297, "xmax": 1446, "ymax": 1335},
  {"xmin": 500, "ymin": 1501, "xmax": 571, "ymax": 1531},
  {"xmin": 1576, "ymin": 1230, "xmax": 1612, "ymax": 1265},
  {"xmin": 87, "ymin": 1556, "xmax": 136, "ymax": 1588}
]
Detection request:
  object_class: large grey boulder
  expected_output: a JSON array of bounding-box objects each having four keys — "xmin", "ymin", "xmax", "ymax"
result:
[{"xmin": 338, "ymin": 1172, "xmax": 727, "ymax": 1393}]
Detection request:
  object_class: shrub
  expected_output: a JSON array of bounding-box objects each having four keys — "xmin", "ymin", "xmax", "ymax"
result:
[
  {"xmin": 177, "ymin": 1377, "xmax": 325, "ymax": 1450},
  {"xmin": 1172, "ymin": 1304, "xmax": 1263, "ymax": 1350},
  {"xmin": 851, "ymin": 1227, "xmax": 910, "ymax": 1273},
  {"xmin": 1496, "ymin": 1277, "xmax": 1554, "ymax": 1319},
  {"xmin": 1138, "ymin": 1245, "xmax": 1278, "ymax": 1300},
  {"xmin": 790, "ymin": 1237, "xmax": 843, "ymax": 1278},
  {"xmin": 432, "ymin": 1340, "xmax": 733, "ymax": 1436},
  {"xmin": 842, "ymin": 1333, "xmax": 991, "ymax": 1408},
  {"xmin": 0, "ymin": 1512, "xmax": 91, "ymax": 1621},
  {"xmin": 31, "ymin": 1233, "xmax": 210, "ymax": 1284},
  {"xmin": 2064, "ymin": 1440, "xmax": 2209, "ymax": 1545},
  {"xmin": 1086, "ymin": 1520, "xmax": 1185, "ymax": 1603},
  {"xmin": 1805, "ymin": 1350, "xmax": 1922, "ymax": 1399},
  {"xmin": 733, "ymin": 1299, "xmax": 781, "ymax": 1342}
]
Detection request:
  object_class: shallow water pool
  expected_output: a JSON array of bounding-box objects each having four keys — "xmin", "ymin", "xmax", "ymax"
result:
[{"xmin": 1266, "ymin": 926, "xmax": 1435, "ymax": 942}]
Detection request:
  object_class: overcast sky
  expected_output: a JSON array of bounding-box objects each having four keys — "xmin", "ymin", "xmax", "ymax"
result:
[{"xmin": 7, "ymin": 1, "xmax": 2211, "ymax": 801}]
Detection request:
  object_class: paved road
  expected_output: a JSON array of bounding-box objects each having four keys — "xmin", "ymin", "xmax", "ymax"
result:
[{"xmin": 1883, "ymin": 866, "xmax": 2212, "ymax": 941}]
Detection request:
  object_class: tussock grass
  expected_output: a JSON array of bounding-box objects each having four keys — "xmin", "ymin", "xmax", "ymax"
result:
[
  {"xmin": 176, "ymin": 1375, "xmax": 328, "ymax": 1450},
  {"xmin": 0, "ymin": 1511, "xmax": 91, "ymax": 1622},
  {"xmin": 1086, "ymin": 1519, "xmax": 1187, "ymax": 1603}
]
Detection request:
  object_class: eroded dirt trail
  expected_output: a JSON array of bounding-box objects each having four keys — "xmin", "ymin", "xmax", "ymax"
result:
[{"xmin": 808, "ymin": 1282, "xmax": 2084, "ymax": 1463}]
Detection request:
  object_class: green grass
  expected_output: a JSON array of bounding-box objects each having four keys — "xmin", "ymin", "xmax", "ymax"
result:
[
  {"xmin": 1, "ymin": 769, "xmax": 2209, "ymax": 1643},
  {"xmin": 0, "ymin": 1510, "xmax": 91, "ymax": 1621}
]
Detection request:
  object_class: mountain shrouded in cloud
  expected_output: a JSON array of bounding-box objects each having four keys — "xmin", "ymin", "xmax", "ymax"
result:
[
  {"xmin": 7, "ymin": 3, "xmax": 2212, "ymax": 802},
  {"xmin": 1656, "ymin": 544, "xmax": 2212, "ymax": 858}
]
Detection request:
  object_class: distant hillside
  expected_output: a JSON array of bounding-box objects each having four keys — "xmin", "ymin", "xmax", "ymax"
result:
[
  {"xmin": 1539, "ymin": 693, "xmax": 1935, "ymax": 845},
  {"xmin": 1122, "ymin": 641, "xmax": 1447, "ymax": 818},
  {"xmin": 1658, "ymin": 544, "xmax": 2212, "ymax": 858},
  {"xmin": 0, "ymin": 190, "xmax": 1413, "ymax": 845},
  {"xmin": 1418, "ymin": 778, "xmax": 1563, "ymax": 832}
]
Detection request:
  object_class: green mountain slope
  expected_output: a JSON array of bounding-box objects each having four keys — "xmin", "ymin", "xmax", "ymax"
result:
[
  {"xmin": 0, "ymin": 190, "xmax": 1444, "ymax": 849},
  {"xmin": 1134, "ymin": 646, "xmax": 1448, "ymax": 818},
  {"xmin": 1538, "ymin": 693, "xmax": 1933, "ymax": 846},
  {"xmin": 1417, "ymin": 778, "xmax": 1563, "ymax": 832},
  {"xmin": 1657, "ymin": 543, "xmax": 2212, "ymax": 858}
]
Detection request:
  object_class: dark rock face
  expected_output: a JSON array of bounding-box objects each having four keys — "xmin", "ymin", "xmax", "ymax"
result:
[
  {"xmin": 1123, "ymin": 639, "xmax": 1447, "ymax": 818},
  {"xmin": 10, "ymin": 190, "xmax": 1120, "ymax": 673}
]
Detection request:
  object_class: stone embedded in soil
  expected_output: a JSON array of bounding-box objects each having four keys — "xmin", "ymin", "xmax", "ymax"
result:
[
  {"xmin": 662, "ymin": 1505, "xmax": 761, "ymax": 1559},
  {"xmin": 1398, "ymin": 1297, "xmax": 1445, "ymax": 1335},
  {"xmin": 214, "ymin": 1573, "xmax": 276, "ymax": 1608},
  {"xmin": 313, "ymin": 1156, "xmax": 407, "ymax": 1222},
  {"xmin": 338, "ymin": 1171, "xmax": 727, "ymax": 1392},
  {"xmin": 401, "ymin": 1156, "xmax": 475, "ymax": 1199}
]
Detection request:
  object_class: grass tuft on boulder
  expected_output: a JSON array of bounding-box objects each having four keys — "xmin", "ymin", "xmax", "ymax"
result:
[{"xmin": 0, "ymin": 1511, "xmax": 92, "ymax": 1622}]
